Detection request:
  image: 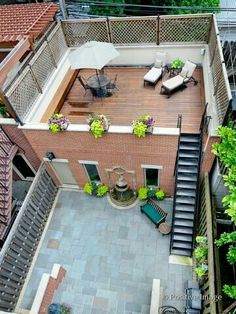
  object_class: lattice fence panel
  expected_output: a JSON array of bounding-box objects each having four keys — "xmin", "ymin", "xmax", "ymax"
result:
[
  {"xmin": 215, "ymin": 78, "xmax": 230, "ymax": 124},
  {"xmin": 0, "ymin": 165, "xmax": 58, "ymax": 312},
  {"xmin": 208, "ymin": 22, "xmax": 217, "ymax": 64},
  {"xmin": 109, "ymin": 17, "xmax": 157, "ymax": 44},
  {"xmin": 160, "ymin": 16, "xmax": 211, "ymax": 43},
  {"xmin": 62, "ymin": 20, "xmax": 109, "ymax": 47},
  {"xmin": 48, "ymin": 24, "xmax": 68, "ymax": 64},
  {"xmin": 5, "ymin": 67, "xmax": 40, "ymax": 121},
  {"xmin": 30, "ymin": 43, "xmax": 56, "ymax": 90}
]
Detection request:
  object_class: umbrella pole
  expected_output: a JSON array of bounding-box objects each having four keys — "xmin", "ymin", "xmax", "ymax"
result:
[{"xmin": 96, "ymin": 69, "xmax": 103, "ymax": 97}]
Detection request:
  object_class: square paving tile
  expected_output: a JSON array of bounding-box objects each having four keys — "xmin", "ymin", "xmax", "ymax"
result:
[
  {"xmin": 47, "ymin": 239, "xmax": 60, "ymax": 249},
  {"xmin": 20, "ymin": 191, "xmax": 193, "ymax": 314}
]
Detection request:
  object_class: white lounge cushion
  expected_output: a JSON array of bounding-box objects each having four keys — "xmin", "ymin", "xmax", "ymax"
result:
[
  {"xmin": 144, "ymin": 67, "xmax": 162, "ymax": 83},
  {"xmin": 162, "ymin": 75, "xmax": 185, "ymax": 91}
]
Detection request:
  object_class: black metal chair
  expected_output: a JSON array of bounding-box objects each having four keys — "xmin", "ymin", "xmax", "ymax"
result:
[
  {"xmin": 106, "ymin": 74, "xmax": 119, "ymax": 96},
  {"xmin": 77, "ymin": 76, "xmax": 91, "ymax": 96}
]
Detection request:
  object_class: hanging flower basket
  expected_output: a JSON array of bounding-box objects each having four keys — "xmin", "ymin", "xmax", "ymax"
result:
[
  {"xmin": 132, "ymin": 115, "xmax": 155, "ymax": 138},
  {"xmin": 87, "ymin": 113, "xmax": 110, "ymax": 138},
  {"xmin": 48, "ymin": 113, "xmax": 69, "ymax": 134}
]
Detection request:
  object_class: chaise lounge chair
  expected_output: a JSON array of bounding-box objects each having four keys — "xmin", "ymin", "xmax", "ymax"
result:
[
  {"xmin": 140, "ymin": 198, "xmax": 167, "ymax": 227},
  {"xmin": 144, "ymin": 52, "xmax": 167, "ymax": 86},
  {"xmin": 160, "ymin": 60, "xmax": 198, "ymax": 97}
]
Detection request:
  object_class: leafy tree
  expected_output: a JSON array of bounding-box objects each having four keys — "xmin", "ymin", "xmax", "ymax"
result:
[
  {"xmin": 212, "ymin": 124, "xmax": 236, "ymax": 300},
  {"xmin": 90, "ymin": 0, "xmax": 125, "ymax": 17}
]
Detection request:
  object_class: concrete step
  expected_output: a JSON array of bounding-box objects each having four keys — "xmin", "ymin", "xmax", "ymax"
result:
[{"xmin": 180, "ymin": 135, "xmax": 200, "ymax": 143}]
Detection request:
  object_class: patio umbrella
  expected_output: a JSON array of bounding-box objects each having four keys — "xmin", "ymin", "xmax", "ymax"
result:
[{"xmin": 68, "ymin": 41, "xmax": 120, "ymax": 70}]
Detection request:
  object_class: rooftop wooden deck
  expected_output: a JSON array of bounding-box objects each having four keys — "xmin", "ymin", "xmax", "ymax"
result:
[{"xmin": 59, "ymin": 67, "xmax": 204, "ymax": 134}]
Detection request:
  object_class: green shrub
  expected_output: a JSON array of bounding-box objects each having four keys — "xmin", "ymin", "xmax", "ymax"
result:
[
  {"xmin": 147, "ymin": 187, "xmax": 157, "ymax": 198},
  {"xmin": 195, "ymin": 265, "xmax": 208, "ymax": 279},
  {"xmin": 138, "ymin": 187, "xmax": 148, "ymax": 200},
  {"xmin": 194, "ymin": 246, "xmax": 208, "ymax": 263},
  {"xmin": 223, "ymin": 284, "xmax": 236, "ymax": 299},
  {"xmin": 156, "ymin": 189, "xmax": 165, "ymax": 200},
  {"xmin": 90, "ymin": 120, "xmax": 105, "ymax": 138},
  {"xmin": 84, "ymin": 182, "xmax": 92, "ymax": 195},
  {"xmin": 132, "ymin": 121, "xmax": 147, "ymax": 138},
  {"xmin": 0, "ymin": 102, "xmax": 9, "ymax": 118},
  {"xmin": 97, "ymin": 184, "xmax": 109, "ymax": 197}
]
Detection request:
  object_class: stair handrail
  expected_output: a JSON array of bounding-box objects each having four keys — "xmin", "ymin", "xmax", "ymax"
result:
[
  {"xmin": 173, "ymin": 114, "xmax": 182, "ymax": 176},
  {"xmin": 199, "ymin": 102, "xmax": 212, "ymax": 135},
  {"xmin": 170, "ymin": 114, "xmax": 182, "ymax": 253}
]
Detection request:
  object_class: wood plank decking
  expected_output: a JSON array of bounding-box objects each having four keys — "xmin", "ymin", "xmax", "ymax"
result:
[{"xmin": 59, "ymin": 67, "xmax": 204, "ymax": 134}]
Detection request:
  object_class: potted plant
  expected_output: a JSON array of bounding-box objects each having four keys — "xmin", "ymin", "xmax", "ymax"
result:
[
  {"xmin": 61, "ymin": 304, "xmax": 72, "ymax": 314},
  {"xmin": 171, "ymin": 59, "xmax": 184, "ymax": 69},
  {"xmin": 84, "ymin": 182, "xmax": 109, "ymax": 197},
  {"xmin": 138, "ymin": 187, "xmax": 148, "ymax": 200},
  {"xmin": 48, "ymin": 113, "xmax": 69, "ymax": 134},
  {"xmin": 194, "ymin": 235, "xmax": 208, "ymax": 281},
  {"xmin": 132, "ymin": 115, "xmax": 155, "ymax": 138},
  {"xmin": 87, "ymin": 113, "xmax": 110, "ymax": 138},
  {"xmin": 156, "ymin": 189, "xmax": 165, "ymax": 200}
]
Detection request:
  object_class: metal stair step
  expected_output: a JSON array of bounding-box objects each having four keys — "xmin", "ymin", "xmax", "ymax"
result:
[
  {"xmin": 180, "ymin": 135, "xmax": 200, "ymax": 143},
  {"xmin": 176, "ymin": 197, "xmax": 195, "ymax": 205},
  {"xmin": 177, "ymin": 181, "xmax": 197, "ymax": 189},
  {"xmin": 179, "ymin": 151, "xmax": 199, "ymax": 158},
  {"xmin": 170, "ymin": 248, "xmax": 192, "ymax": 257},
  {"xmin": 172, "ymin": 241, "xmax": 192, "ymax": 250},
  {"xmin": 175, "ymin": 204, "xmax": 195, "ymax": 213},
  {"xmin": 178, "ymin": 166, "xmax": 198, "ymax": 174},
  {"xmin": 179, "ymin": 144, "xmax": 200, "ymax": 151},
  {"xmin": 173, "ymin": 226, "xmax": 194, "ymax": 235},
  {"xmin": 176, "ymin": 189, "xmax": 196, "ymax": 197},
  {"xmin": 173, "ymin": 234, "xmax": 193, "ymax": 242},
  {"xmin": 175, "ymin": 212, "xmax": 194, "ymax": 220},
  {"xmin": 174, "ymin": 219, "xmax": 194, "ymax": 227},
  {"xmin": 177, "ymin": 174, "xmax": 197, "ymax": 181},
  {"xmin": 178, "ymin": 158, "xmax": 198, "ymax": 166}
]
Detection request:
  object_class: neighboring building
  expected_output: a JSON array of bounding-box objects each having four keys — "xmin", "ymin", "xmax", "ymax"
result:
[
  {"xmin": 0, "ymin": 2, "xmax": 58, "ymax": 245},
  {"xmin": 0, "ymin": 7, "xmax": 233, "ymax": 314}
]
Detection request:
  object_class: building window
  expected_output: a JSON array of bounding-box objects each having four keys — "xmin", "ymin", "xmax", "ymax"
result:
[
  {"xmin": 144, "ymin": 168, "xmax": 159, "ymax": 187},
  {"xmin": 83, "ymin": 164, "xmax": 101, "ymax": 182},
  {"xmin": 13, "ymin": 154, "xmax": 35, "ymax": 180}
]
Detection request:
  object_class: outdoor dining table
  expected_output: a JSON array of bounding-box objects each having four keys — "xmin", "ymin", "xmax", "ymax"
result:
[{"xmin": 87, "ymin": 74, "xmax": 110, "ymax": 97}]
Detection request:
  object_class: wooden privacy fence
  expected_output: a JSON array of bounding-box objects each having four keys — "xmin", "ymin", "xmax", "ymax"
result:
[
  {"xmin": 3, "ymin": 23, "xmax": 67, "ymax": 123},
  {"xmin": 61, "ymin": 14, "xmax": 212, "ymax": 47},
  {"xmin": 208, "ymin": 17, "xmax": 232, "ymax": 125},
  {"xmin": 197, "ymin": 173, "xmax": 221, "ymax": 314},
  {"xmin": 0, "ymin": 164, "xmax": 58, "ymax": 312}
]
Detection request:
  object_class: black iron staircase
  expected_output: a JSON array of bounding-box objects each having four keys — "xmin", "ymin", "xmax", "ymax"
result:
[{"xmin": 170, "ymin": 133, "xmax": 201, "ymax": 256}]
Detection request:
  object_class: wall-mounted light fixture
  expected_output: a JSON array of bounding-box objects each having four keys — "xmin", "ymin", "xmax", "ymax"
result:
[{"xmin": 45, "ymin": 152, "xmax": 55, "ymax": 161}]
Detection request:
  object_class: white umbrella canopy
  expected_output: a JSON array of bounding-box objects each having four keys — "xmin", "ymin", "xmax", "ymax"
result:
[{"xmin": 68, "ymin": 41, "xmax": 120, "ymax": 70}]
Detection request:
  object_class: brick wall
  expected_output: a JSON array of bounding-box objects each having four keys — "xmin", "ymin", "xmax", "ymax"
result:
[
  {"xmin": 22, "ymin": 129, "xmax": 179, "ymax": 195},
  {"xmin": 39, "ymin": 266, "xmax": 66, "ymax": 314},
  {"xmin": 2, "ymin": 124, "xmax": 41, "ymax": 171},
  {"xmin": 200, "ymin": 135, "xmax": 220, "ymax": 177}
]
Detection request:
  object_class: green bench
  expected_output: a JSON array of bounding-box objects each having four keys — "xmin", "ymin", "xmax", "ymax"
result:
[{"xmin": 140, "ymin": 198, "xmax": 167, "ymax": 227}]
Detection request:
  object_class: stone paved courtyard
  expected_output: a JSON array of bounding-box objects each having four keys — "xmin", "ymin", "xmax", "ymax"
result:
[{"xmin": 20, "ymin": 190, "xmax": 192, "ymax": 314}]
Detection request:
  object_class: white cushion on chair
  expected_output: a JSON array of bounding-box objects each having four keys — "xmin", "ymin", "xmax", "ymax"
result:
[
  {"xmin": 144, "ymin": 67, "xmax": 162, "ymax": 84},
  {"xmin": 162, "ymin": 75, "xmax": 185, "ymax": 91}
]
